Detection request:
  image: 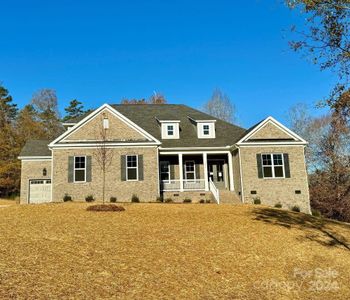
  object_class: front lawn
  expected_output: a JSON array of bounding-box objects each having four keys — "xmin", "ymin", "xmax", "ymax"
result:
[{"xmin": 0, "ymin": 203, "xmax": 349, "ymax": 299}]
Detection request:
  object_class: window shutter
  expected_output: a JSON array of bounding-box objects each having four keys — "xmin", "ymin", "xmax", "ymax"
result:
[
  {"xmin": 195, "ymin": 163, "xmax": 200, "ymax": 179},
  {"xmin": 170, "ymin": 164, "xmax": 175, "ymax": 180},
  {"xmin": 283, "ymin": 153, "xmax": 291, "ymax": 178},
  {"xmin": 121, "ymin": 155, "xmax": 126, "ymax": 181},
  {"xmin": 138, "ymin": 155, "xmax": 144, "ymax": 181},
  {"xmin": 86, "ymin": 156, "xmax": 92, "ymax": 182},
  {"xmin": 257, "ymin": 154, "xmax": 263, "ymax": 178},
  {"xmin": 68, "ymin": 156, "xmax": 74, "ymax": 182}
]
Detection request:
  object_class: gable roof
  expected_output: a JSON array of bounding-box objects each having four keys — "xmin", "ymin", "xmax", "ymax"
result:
[
  {"xmin": 19, "ymin": 140, "xmax": 52, "ymax": 157},
  {"xmin": 65, "ymin": 104, "xmax": 246, "ymax": 148}
]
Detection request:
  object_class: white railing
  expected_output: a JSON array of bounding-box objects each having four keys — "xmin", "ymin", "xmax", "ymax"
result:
[
  {"xmin": 209, "ymin": 178, "xmax": 220, "ymax": 204},
  {"xmin": 161, "ymin": 179, "xmax": 206, "ymax": 191}
]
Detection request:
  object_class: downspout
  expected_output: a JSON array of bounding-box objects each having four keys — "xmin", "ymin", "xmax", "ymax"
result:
[{"xmin": 238, "ymin": 145, "xmax": 245, "ymax": 203}]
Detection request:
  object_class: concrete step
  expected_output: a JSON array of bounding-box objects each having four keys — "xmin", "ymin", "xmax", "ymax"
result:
[{"xmin": 218, "ymin": 190, "xmax": 241, "ymax": 204}]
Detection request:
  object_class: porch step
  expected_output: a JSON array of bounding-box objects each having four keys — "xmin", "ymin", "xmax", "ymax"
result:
[{"xmin": 218, "ymin": 190, "xmax": 241, "ymax": 204}]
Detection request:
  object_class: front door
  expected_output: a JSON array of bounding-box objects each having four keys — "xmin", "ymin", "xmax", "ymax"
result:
[{"xmin": 208, "ymin": 160, "xmax": 226, "ymax": 189}]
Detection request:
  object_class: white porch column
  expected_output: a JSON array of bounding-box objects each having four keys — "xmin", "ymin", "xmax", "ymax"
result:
[
  {"xmin": 203, "ymin": 153, "xmax": 209, "ymax": 191},
  {"xmin": 178, "ymin": 153, "xmax": 184, "ymax": 192},
  {"xmin": 228, "ymin": 152, "xmax": 234, "ymax": 191}
]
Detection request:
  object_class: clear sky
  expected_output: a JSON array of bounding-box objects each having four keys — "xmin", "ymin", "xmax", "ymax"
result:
[{"xmin": 1, "ymin": 0, "xmax": 334, "ymax": 128}]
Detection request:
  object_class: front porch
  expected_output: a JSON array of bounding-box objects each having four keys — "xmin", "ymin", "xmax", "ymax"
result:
[{"xmin": 159, "ymin": 152, "xmax": 234, "ymax": 196}]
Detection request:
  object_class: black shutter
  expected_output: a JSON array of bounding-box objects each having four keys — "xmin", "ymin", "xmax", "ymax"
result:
[
  {"xmin": 195, "ymin": 163, "xmax": 200, "ymax": 179},
  {"xmin": 257, "ymin": 154, "xmax": 263, "ymax": 178},
  {"xmin": 86, "ymin": 156, "xmax": 92, "ymax": 182},
  {"xmin": 170, "ymin": 163, "xmax": 175, "ymax": 180},
  {"xmin": 121, "ymin": 155, "xmax": 126, "ymax": 181},
  {"xmin": 284, "ymin": 153, "xmax": 291, "ymax": 178},
  {"xmin": 68, "ymin": 156, "xmax": 74, "ymax": 182},
  {"xmin": 138, "ymin": 155, "xmax": 144, "ymax": 181}
]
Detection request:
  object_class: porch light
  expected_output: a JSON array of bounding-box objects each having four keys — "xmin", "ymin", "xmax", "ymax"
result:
[{"xmin": 43, "ymin": 168, "xmax": 47, "ymax": 176}]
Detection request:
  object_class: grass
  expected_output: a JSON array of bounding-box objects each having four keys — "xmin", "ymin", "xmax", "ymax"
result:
[{"xmin": 0, "ymin": 203, "xmax": 349, "ymax": 299}]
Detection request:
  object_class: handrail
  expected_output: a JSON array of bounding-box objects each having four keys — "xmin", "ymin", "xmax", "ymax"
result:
[{"xmin": 209, "ymin": 178, "xmax": 220, "ymax": 204}]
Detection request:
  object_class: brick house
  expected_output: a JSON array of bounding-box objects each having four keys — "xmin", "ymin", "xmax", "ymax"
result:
[{"xmin": 19, "ymin": 103, "xmax": 311, "ymax": 212}]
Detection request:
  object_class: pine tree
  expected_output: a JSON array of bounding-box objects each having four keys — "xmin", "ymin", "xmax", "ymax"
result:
[
  {"xmin": 0, "ymin": 84, "xmax": 17, "ymax": 127},
  {"xmin": 63, "ymin": 99, "xmax": 85, "ymax": 121}
]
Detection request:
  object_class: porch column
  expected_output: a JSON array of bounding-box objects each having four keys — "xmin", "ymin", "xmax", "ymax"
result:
[
  {"xmin": 178, "ymin": 153, "xmax": 184, "ymax": 192},
  {"xmin": 228, "ymin": 152, "xmax": 234, "ymax": 191},
  {"xmin": 203, "ymin": 153, "xmax": 209, "ymax": 191}
]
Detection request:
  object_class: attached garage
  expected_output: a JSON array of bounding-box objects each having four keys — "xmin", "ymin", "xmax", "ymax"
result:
[{"xmin": 28, "ymin": 179, "xmax": 52, "ymax": 204}]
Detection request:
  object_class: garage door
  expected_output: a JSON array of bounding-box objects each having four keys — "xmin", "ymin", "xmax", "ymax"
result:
[{"xmin": 29, "ymin": 179, "xmax": 52, "ymax": 204}]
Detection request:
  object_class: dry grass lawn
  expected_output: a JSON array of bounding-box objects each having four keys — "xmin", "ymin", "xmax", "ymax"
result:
[{"xmin": 0, "ymin": 203, "xmax": 349, "ymax": 299}]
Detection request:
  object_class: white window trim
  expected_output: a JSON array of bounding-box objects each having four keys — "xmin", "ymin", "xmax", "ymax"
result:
[
  {"xmin": 203, "ymin": 124, "xmax": 210, "ymax": 136},
  {"xmin": 197, "ymin": 122, "xmax": 215, "ymax": 139},
  {"xmin": 184, "ymin": 160, "xmax": 196, "ymax": 181},
  {"xmin": 261, "ymin": 153, "xmax": 285, "ymax": 179},
  {"xmin": 126, "ymin": 155, "xmax": 138, "ymax": 181},
  {"xmin": 167, "ymin": 125, "xmax": 174, "ymax": 136},
  {"xmin": 161, "ymin": 122, "xmax": 180, "ymax": 139},
  {"xmin": 160, "ymin": 161, "xmax": 171, "ymax": 183},
  {"xmin": 74, "ymin": 156, "xmax": 86, "ymax": 183}
]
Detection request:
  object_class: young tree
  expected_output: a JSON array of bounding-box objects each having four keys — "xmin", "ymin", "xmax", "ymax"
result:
[
  {"xmin": 93, "ymin": 115, "xmax": 114, "ymax": 203},
  {"xmin": 0, "ymin": 84, "xmax": 17, "ymax": 126},
  {"xmin": 31, "ymin": 89, "xmax": 64, "ymax": 139},
  {"xmin": 148, "ymin": 92, "xmax": 167, "ymax": 104},
  {"xmin": 203, "ymin": 89, "xmax": 236, "ymax": 123},
  {"xmin": 63, "ymin": 99, "xmax": 85, "ymax": 121},
  {"xmin": 286, "ymin": 1, "xmax": 350, "ymax": 109}
]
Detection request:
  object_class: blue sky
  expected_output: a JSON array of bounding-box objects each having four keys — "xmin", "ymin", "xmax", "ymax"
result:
[{"xmin": 1, "ymin": 0, "xmax": 334, "ymax": 127}]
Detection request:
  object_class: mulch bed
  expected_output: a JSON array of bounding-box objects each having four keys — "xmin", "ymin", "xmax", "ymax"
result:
[{"xmin": 86, "ymin": 204, "xmax": 125, "ymax": 212}]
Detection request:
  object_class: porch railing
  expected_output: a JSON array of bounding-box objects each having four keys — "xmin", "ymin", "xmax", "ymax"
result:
[
  {"xmin": 209, "ymin": 178, "xmax": 220, "ymax": 204},
  {"xmin": 161, "ymin": 179, "xmax": 206, "ymax": 191}
]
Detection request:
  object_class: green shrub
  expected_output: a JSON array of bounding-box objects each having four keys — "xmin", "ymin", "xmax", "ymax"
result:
[
  {"xmin": 165, "ymin": 198, "xmax": 173, "ymax": 203},
  {"xmin": 63, "ymin": 194, "xmax": 72, "ymax": 202},
  {"xmin": 183, "ymin": 198, "xmax": 192, "ymax": 203},
  {"xmin": 312, "ymin": 209, "xmax": 321, "ymax": 217},
  {"xmin": 199, "ymin": 199, "xmax": 205, "ymax": 204},
  {"xmin": 274, "ymin": 202, "xmax": 282, "ymax": 208},
  {"xmin": 291, "ymin": 205, "xmax": 300, "ymax": 212},
  {"xmin": 131, "ymin": 194, "xmax": 140, "ymax": 203},
  {"xmin": 110, "ymin": 197, "xmax": 117, "ymax": 203},
  {"xmin": 253, "ymin": 197, "xmax": 261, "ymax": 205},
  {"xmin": 85, "ymin": 195, "xmax": 95, "ymax": 202}
]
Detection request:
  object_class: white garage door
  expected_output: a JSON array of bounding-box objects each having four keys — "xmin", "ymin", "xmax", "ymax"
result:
[{"xmin": 29, "ymin": 179, "xmax": 52, "ymax": 204}]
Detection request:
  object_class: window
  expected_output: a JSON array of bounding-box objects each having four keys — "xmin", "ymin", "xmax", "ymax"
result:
[
  {"xmin": 261, "ymin": 154, "xmax": 284, "ymax": 178},
  {"xmin": 74, "ymin": 156, "xmax": 86, "ymax": 182},
  {"xmin": 167, "ymin": 125, "xmax": 174, "ymax": 136},
  {"xmin": 160, "ymin": 161, "xmax": 170, "ymax": 182},
  {"xmin": 126, "ymin": 155, "xmax": 138, "ymax": 180},
  {"xmin": 185, "ymin": 161, "xmax": 196, "ymax": 181},
  {"xmin": 203, "ymin": 124, "xmax": 210, "ymax": 135}
]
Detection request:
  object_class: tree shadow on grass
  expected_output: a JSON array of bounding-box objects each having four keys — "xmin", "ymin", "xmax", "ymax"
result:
[{"xmin": 252, "ymin": 207, "xmax": 350, "ymax": 251}]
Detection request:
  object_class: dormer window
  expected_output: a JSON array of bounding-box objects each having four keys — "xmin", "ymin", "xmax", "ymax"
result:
[
  {"xmin": 203, "ymin": 124, "xmax": 210, "ymax": 136},
  {"xmin": 158, "ymin": 119, "xmax": 180, "ymax": 139},
  {"xmin": 167, "ymin": 125, "xmax": 174, "ymax": 136}
]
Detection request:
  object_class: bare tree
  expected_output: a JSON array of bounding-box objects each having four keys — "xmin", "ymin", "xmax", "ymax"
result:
[
  {"xmin": 203, "ymin": 89, "xmax": 236, "ymax": 123},
  {"xmin": 93, "ymin": 115, "xmax": 114, "ymax": 203}
]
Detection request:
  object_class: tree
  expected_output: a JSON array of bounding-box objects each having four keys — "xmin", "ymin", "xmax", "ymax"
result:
[
  {"xmin": 93, "ymin": 115, "xmax": 114, "ymax": 203},
  {"xmin": 0, "ymin": 84, "xmax": 17, "ymax": 127},
  {"xmin": 148, "ymin": 92, "xmax": 167, "ymax": 104},
  {"xmin": 121, "ymin": 98, "xmax": 147, "ymax": 104},
  {"xmin": 286, "ymin": 1, "xmax": 350, "ymax": 109},
  {"xmin": 203, "ymin": 89, "xmax": 236, "ymax": 123},
  {"xmin": 63, "ymin": 99, "xmax": 85, "ymax": 121},
  {"xmin": 31, "ymin": 89, "xmax": 63, "ymax": 139}
]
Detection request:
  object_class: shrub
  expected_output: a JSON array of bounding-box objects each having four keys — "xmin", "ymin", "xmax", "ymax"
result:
[
  {"xmin": 183, "ymin": 198, "xmax": 192, "ymax": 203},
  {"xmin": 165, "ymin": 198, "xmax": 173, "ymax": 203},
  {"xmin": 206, "ymin": 199, "xmax": 211, "ymax": 204},
  {"xmin": 312, "ymin": 209, "xmax": 321, "ymax": 217},
  {"xmin": 253, "ymin": 197, "xmax": 261, "ymax": 205},
  {"xmin": 63, "ymin": 194, "xmax": 72, "ymax": 202},
  {"xmin": 199, "ymin": 199, "xmax": 205, "ymax": 204},
  {"xmin": 85, "ymin": 195, "xmax": 95, "ymax": 202},
  {"xmin": 291, "ymin": 205, "xmax": 300, "ymax": 212},
  {"xmin": 274, "ymin": 202, "xmax": 282, "ymax": 208},
  {"xmin": 156, "ymin": 196, "xmax": 163, "ymax": 203},
  {"xmin": 110, "ymin": 197, "xmax": 117, "ymax": 203},
  {"xmin": 87, "ymin": 204, "xmax": 125, "ymax": 212},
  {"xmin": 131, "ymin": 194, "xmax": 140, "ymax": 203}
]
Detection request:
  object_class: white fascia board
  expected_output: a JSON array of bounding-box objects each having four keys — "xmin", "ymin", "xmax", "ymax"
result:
[
  {"xmin": 159, "ymin": 150, "xmax": 231, "ymax": 155},
  {"xmin": 62, "ymin": 122, "xmax": 76, "ymax": 126},
  {"xmin": 237, "ymin": 116, "xmax": 307, "ymax": 145},
  {"xmin": 50, "ymin": 142, "xmax": 159, "ymax": 149},
  {"xmin": 187, "ymin": 116, "xmax": 216, "ymax": 123},
  {"xmin": 159, "ymin": 146, "xmax": 230, "ymax": 151},
  {"xmin": 50, "ymin": 104, "xmax": 161, "ymax": 147},
  {"xmin": 235, "ymin": 143, "xmax": 307, "ymax": 147},
  {"xmin": 156, "ymin": 118, "xmax": 181, "ymax": 123},
  {"xmin": 18, "ymin": 156, "xmax": 52, "ymax": 161}
]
